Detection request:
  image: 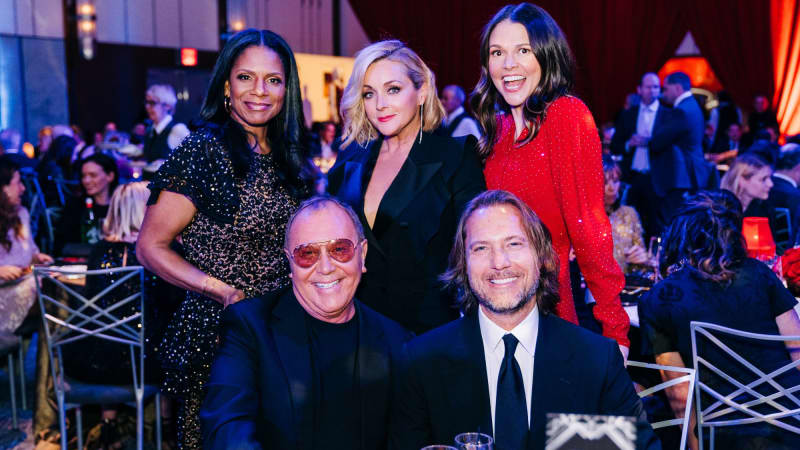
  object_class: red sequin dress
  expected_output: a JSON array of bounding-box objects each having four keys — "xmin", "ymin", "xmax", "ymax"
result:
[{"xmin": 484, "ymin": 96, "xmax": 629, "ymax": 347}]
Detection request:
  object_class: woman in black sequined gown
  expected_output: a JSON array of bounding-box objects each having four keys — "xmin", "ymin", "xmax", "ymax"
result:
[{"xmin": 137, "ymin": 29, "xmax": 312, "ymax": 448}]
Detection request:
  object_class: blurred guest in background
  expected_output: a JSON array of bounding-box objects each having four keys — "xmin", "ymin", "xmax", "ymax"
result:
[
  {"xmin": 438, "ymin": 84, "xmax": 482, "ymax": 139},
  {"xmin": 143, "ymin": 84, "xmax": 190, "ymax": 163},
  {"xmin": 36, "ymin": 126, "xmax": 54, "ymax": 160},
  {"xmin": 473, "ymin": 3, "xmax": 629, "ymax": 355},
  {"xmin": 602, "ymin": 156, "xmax": 649, "ymax": 274},
  {"xmin": 137, "ymin": 28, "xmax": 312, "ymax": 447},
  {"xmin": 0, "ymin": 128, "xmax": 37, "ymax": 168},
  {"xmin": 748, "ymin": 94, "xmax": 780, "ymax": 138},
  {"xmin": 640, "ymin": 190, "xmax": 800, "ymax": 450},
  {"xmin": 328, "ymin": 40, "xmax": 485, "ymax": 334},
  {"xmin": 54, "ymin": 152, "xmax": 119, "ymax": 253},
  {"xmin": 721, "ymin": 153, "xmax": 774, "ymax": 216},
  {"xmin": 61, "ymin": 182, "xmax": 180, "ymax": 449},
  {"xmin": 0, "ymin": 157, "xmax": 53, "ymax": 335}
]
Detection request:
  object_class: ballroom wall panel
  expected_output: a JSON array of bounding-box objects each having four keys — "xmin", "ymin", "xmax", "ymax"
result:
[
  {"xmin": 0, "ymin": 36, "xmax": 69, "ymax": 143},
  {"xmin": 0, "ymin": 0, "xmax": 64, "ymax": 38},
  {"xmin": 94, "ymin": 0, "xmax": 218, "ymax": 50}
]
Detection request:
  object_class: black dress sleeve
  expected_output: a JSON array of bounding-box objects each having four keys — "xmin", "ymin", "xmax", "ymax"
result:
[{"xmin": 147, "ymin": 130, "xmax": 240, "ymax": 224}]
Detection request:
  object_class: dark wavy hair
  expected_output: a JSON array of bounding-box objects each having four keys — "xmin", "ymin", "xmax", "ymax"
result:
[
  {"xmin": 659, "ymin": 190, "xmax": 747, "ymax": 283},
  {"xmin": 470, "ymin": 3, "xmax": 575, "ymax": 160},
  {"xmin": 441, "ymin": 190, "xmax": 560, "ymax": 315},
  {"xmin": 0, "ymin": 157, "xmax": 22, "ymax": 251},
  {"xmin": 197, "ymin": 29, "xmax": 311, "ymax": 196},
  {"xmin": 79, "ymin": 152, "xmax": 119, "ymax": 199}
]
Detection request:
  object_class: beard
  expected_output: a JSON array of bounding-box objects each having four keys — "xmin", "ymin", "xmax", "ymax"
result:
[{"xmin": 470, "ymin": 274, "xmax": 540, "ymax": 315}]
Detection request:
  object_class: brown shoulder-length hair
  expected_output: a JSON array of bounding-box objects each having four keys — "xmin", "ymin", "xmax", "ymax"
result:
[
  {"xmin": 0, "ymin": 157, "xmax": 23, "ymax": 251},
  {"xmin": 440, "ymin": 190, "xmax": 559, "ymax": 315},
  {"xmin": 470, "ymin": 3, "xmax": 575, "ymax": 161},
  {"xmin": 659, "ymin": 190, "xmax": 747, "ymax": 283}
]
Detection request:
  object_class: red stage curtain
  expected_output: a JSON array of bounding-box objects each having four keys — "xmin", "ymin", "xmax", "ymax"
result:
[
  {"xmin": 347, "ymin": 0, "xmax": 685, "ymax": 124},
  {"xmin": 772, "ymin": 0, "xmax": 800, "ymax": 136},
  {"xmin": 679, "ymin": 0, "xmax": 774, "ymax": 116}
]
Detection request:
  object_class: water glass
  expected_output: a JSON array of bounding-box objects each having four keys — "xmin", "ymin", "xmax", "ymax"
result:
[{"xmin": 454, "ymin": 432, "xmax": 493, "ymax": 449}]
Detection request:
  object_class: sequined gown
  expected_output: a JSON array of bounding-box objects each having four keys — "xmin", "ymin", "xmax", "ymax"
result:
[
  {"xmin": 148, "ymin": 131, "xmax": 300, "ymax": 448},
  {"xmin": 483, "ymin": 96, "xmax": 629, "ymax": 347}
]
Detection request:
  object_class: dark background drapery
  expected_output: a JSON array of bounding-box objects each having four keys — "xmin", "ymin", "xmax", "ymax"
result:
[{"xmin": 348, "ymin": 0, "xmax": 788, "ymax": 128}]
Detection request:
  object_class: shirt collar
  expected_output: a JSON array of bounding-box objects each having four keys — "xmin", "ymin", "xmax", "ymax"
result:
[
  {"xmin": 447, "ymin": 106, "xmax": 465, "ymax": 122},
  {"xmin": 478, "ymin": 303, "xmax": 539, "ymax": 356},
  {"xmin": 674, "ymin": 91, "xmax": 693, "ymax": 107},
  {"xmin": 774, "ymin": 172, "xmax": 798, "ymax": 188},
  {"xmin": 154, "ymin": 115, "xmax": 173, "ymax": 134},
  {"xmin": 641, "ymin": 100, "xmax": 659, "ymax": 113}
]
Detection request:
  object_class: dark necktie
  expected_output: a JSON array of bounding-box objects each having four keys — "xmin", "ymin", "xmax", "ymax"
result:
[{"xmin": 495, "ymin": 333, "xmax": 528, "ymax": 450}]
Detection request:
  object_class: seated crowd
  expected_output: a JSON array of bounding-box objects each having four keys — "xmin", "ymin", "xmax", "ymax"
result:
[{"xmin": 3, "ymin": 5, "xmax": 800, "ymax": 450}]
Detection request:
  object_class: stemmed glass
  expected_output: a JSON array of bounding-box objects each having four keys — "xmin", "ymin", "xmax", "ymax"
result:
[
  {"xmin": 454, "ymin": 432, "xmax": 494, "ymax": 449},
  {"xmin": 421, "ymin": 446, "xmax": 458, "ymax": 450}
]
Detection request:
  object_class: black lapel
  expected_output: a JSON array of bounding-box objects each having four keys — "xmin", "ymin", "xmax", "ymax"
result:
[
  {"xmin": 442, "ymin": 313, "xmax": 493, "ymax": 436},
  {"xmin": 530, "ymin": 314, "xmax": 577, "ymax": 446},
  {"xmin": 355, "ymin": 302, "xmax": 390, "ymax": 449},
  {"xmin": 270, "ymin": 289, "xmax": 316, "ymax": 450},
  {"xmin": 372, "ymin": 134, "xmax": 443, "ymax": 237},
  {"xmin": 339, "ymin": 139, "xmax": 387, "ymax": 258}
]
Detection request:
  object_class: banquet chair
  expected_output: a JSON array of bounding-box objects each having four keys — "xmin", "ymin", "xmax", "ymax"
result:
[
  {"xmin": 627, "ymin": 360, "xmax": 696, "ymax": 450},
  {"xmin": 19, "ymin": 168, "xmax": 55, "ymax": 254},
  {"xmin": 690, "ymin": 321, "xmax": 800, "ymax": 450},
  {"xmin": 0, "ymin": 333, "xmax": 20, "ymax": 430},
  {"xmin": 34, "ymin": 266, "xmax": 161, "ymax": 450}
]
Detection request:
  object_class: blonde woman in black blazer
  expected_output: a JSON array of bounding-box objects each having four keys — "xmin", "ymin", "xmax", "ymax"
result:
[{"xmin": 328, "ymin": 40, "xmax": 485, "ymax": 334}]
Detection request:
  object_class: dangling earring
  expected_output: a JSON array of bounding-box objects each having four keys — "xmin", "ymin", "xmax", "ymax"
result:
[
  {"xmin": 224, "ymin": 95, "xmax": 232, "ymax": 113},
  {"xmin": 418, "ymin": 104, "xmax": 423, "ymax": 144}
]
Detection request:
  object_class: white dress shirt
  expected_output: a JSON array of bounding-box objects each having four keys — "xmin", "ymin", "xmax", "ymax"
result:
[
  {"xmin": 154, "ymin": 115, "xmax": 191, "ymax": 150},
  {"xmin": 445, "ymin": 106, "xmax": 483, "ymax": 139},
  {"xmin": 774, "ymin": 172, "xmax": 798, "ymax": 188},
  {"xmin": 478, "ymin": 305, "xmax": 539, "ymax": 429},
  {"xmin": 631, "ymin": 100, "xmax": 659, "ymax": 172},
  {"xmin": 674, "ymin": 90, "xmax": 694, "ymax": 108}
]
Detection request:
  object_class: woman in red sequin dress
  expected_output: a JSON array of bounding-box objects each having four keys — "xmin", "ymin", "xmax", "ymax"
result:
[{"xmin": 472, "ymin": 3, "xmax": 630, "ymax": 356}]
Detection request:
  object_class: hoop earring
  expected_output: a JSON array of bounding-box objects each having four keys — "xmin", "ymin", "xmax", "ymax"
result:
[
  {"xmin": 224, "ymin": 96, "xmax": 231, "ymax": 113},
  {"xmin": 418, "ymin": 104, "xmax": 423, "ymax": 144}
]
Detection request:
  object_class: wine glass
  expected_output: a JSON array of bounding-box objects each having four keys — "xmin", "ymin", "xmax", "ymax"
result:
[
  {"xmin": 454, "ymin": 432, "xmax": 493, "ymax": 449},
  {"xmin": 421, "ymin": 446, "xmax": 458, "ymax": 450}
]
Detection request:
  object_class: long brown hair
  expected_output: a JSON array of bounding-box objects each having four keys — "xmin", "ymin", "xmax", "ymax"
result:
[
  {"xmin": 440, "ymin": 190, "xmax": 560, "ymax": 315},
  {"xmin": 470, "ymin": 3, "xmax": 575, "ymax": 160},
  {"xmin": 0, "ymin": 158, "xmax": 23, "ymax": 251}
]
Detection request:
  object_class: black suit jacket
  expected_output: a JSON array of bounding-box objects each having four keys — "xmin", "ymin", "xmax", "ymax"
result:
[
  {"xmin": 610, "ymin": 104, "xmax": 669, "ymax": 177},
  {"xmin": 327, "ymin": 132, "xmax": 486, "ymax": 334},
  {"xmin": 200, "ymin": 288, "xmax": 413, "ymax": 450},
  {"xmin": 648, "ymin": 97, "xmax": 712, "ymax": 196},
  {"xmin": 389, "ymin": 312, "xmax": 660, "ymax": 450},
  {"xmin": 766, "ymin": 175, "xmax": 800, "ymax": 245}
]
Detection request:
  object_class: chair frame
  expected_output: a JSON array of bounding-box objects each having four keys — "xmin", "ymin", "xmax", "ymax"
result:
[
  {"xmin": 627, "ymin": 360, "xmax": 696, "ymax": 450},
  {"xmin": 690, "ymin": 321, "xmax": 800, "ymax": 450},
  {"xmin": 19, "ymin": 167, "xmax": 55, "ymax": 254},
  {"xmin": 2, "ymin": 338, "xmax": 20, "ymax": 430},
  {"xmin": 34, "ymin": 266, "xmax": 161, "ymax": 450}
]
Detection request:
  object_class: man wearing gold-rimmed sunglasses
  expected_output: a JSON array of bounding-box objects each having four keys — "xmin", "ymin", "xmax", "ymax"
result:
[{"xmin": 201, "ymin": 195, "xmax": 413, "ymax": 449}]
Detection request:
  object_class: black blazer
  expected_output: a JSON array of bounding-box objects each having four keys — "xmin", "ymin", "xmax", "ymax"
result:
[
  {"xmin": 389, "ymin": 312, "xmax": 660, "ymax": 450},
  {"xmin": 200, "ymin": 288, "xmax": 412, "ymax": 450},
  {"xmin": 327, "ymin": 132, "xmax": 486, "ymax": 334},
  {"xmin": 610, "ymin": 104, "xmax": 671, "ymax": 180},
  {"xmin": 649, "ymin": 98, "xmax": 713, "ymax": 196}
]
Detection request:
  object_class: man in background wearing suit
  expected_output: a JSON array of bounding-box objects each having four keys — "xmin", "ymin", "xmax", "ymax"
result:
[
  {"xmin": 389, "ymin": 190, "xmax": 659, "ymax": 450},
  {"xmin": 611, "ymin": 72, "xmax": 665, "ymax": 238},
  {"xmin": 201, "ymin": 196, "xmax": 411, "ymax": 450},
  {"xmin": 768, "ymin": 149, "xmax": 800, "ymax": 245}
]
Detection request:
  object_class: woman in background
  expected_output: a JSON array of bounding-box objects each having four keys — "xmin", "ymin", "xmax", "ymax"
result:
[{"xmin": 640, "ymin": 190, "xmax": 800, "ymax": 449}]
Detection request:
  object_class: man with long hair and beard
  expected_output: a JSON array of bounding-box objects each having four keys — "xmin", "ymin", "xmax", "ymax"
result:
[{"xmin": 389, "ymin": 190, "xmax": 659, "ymax": 450}]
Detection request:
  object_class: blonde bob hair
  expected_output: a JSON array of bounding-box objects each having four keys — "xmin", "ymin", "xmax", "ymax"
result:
[
  {"xmin": 340, "ymin": 40, "xmax": 445, "ymax": 147},
  {"xmin": 102, "ymin": 182, "xmax": 150, "ymax": 243},
  {"xmin": 720, "ymin": 153, "xmax": 771, "ymax": 202}
]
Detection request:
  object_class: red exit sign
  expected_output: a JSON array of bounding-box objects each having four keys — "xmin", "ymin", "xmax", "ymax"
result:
[{"xmin": 181, "ymin": 48, "xmax": 197, "ymax": 66}]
